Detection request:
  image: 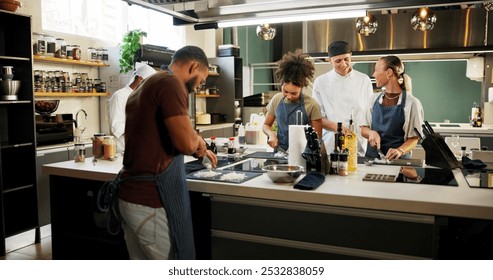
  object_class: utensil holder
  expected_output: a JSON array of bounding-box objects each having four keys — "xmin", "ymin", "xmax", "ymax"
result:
[{"xmin": 421, "ymin": 133, "xmax": 461, "ymax": 169}]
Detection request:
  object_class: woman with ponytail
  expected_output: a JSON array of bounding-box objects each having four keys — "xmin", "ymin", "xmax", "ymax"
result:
[{"xmin": 360, "ymin": 55, "xmax": 424, "ymax": 160}]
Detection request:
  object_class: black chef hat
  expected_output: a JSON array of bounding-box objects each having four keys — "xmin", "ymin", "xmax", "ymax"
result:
[{"xmin": 328, "ymin": 41, "xmax": 351, "ymax": 57}]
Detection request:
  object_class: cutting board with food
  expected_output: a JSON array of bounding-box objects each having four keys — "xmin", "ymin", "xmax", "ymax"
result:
[{"xmin": 186, "ymin": 169, "xmax": 263, "ymax": 184}]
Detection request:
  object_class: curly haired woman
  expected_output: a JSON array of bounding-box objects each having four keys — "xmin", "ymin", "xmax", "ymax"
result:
[{"xmin": 263, "ymin": 49, "xmax": 323, "ymax": 151}]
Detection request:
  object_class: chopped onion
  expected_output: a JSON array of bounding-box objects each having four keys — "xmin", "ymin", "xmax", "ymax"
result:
[
  {"xmin": 219, "ymin": 172, "xmax": 246, "ymax": 181},
  {"xmin": 193, "ymin": 170, "xmax": 221, "ymax": 178}
]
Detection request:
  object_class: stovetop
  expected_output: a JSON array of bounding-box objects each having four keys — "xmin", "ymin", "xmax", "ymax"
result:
[{"xmin": 396, "ymin": 167, "xmax": 458, "ymax": 187}]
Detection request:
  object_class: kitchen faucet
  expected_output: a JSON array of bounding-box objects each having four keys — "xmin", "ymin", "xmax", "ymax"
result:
[{"xmin": 75, "ymin": 109, "xmax": 88, "ymax": 141}]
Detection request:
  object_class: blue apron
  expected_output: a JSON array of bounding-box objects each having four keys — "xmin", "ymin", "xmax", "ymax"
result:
[
  {"xmin": 365, "ymin": 91, "xmax": 410, "ymax": 159},
  {"xmin": 275, "ymin": 94, "xmax": 309, "ymax": 151},
  {"xmin": 101, "ymin": 154, "xmax": 195, "ymax": 260}
]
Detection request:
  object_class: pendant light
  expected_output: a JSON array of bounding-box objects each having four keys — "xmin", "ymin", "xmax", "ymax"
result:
[
  {"xmin": 256, "ymin": 23, "xmax": 276, "ymax": 40},
  {"xmin": 356, "ymin": 12, "xmax": 378, "ymax": 36},
  {"xmin": 411, "ymin": 7, "xmax": 437, "ymax": 31}
]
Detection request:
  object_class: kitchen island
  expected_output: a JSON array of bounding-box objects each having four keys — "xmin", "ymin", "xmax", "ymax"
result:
[{"xmin": 42, "ymin": 155, "xmax": 493, "ymax": 260}]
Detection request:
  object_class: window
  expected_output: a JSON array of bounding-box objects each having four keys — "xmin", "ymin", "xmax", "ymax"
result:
[{"xmin": 41, "ymin": 0, "xmax": 185, "ymax": 49}]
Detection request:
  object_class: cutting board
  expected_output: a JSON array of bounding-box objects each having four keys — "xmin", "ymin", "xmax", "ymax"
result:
[
  {"xmin": 358, "ymin": 157, "xmax": 424, "ymax": 167},
  {"xmin": 186, "ymin": 169, "xmax": 262, "ymax": 184},
  {"xmin": 244, "ymin": 151, "xmax": 288, "ymax": 161}
]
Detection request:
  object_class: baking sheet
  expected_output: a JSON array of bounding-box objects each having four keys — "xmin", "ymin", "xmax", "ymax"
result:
[{"xmin": 186, "ymin": 169, "xmax": 263, "ymax": 184}]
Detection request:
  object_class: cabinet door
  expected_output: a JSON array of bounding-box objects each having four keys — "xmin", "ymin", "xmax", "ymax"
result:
[{"xmin": 36, "ymin": 150, "xmax": 69, "ymax": 226}]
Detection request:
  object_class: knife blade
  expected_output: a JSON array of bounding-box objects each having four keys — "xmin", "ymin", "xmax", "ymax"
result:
[{"xmin": 376, "ymin": 148, "xmax": 386, "ymax": 160}]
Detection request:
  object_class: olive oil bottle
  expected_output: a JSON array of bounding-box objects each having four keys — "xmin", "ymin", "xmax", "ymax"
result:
[{"xmin": 344, "ymin": 118, "xmax": 358, "ymax": 172}]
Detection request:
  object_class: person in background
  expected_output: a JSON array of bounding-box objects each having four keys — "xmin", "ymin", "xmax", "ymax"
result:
[
  {"xmin": 360, "ymin": 55, "xmax": 424, "ymax": 160},
  {"xmin": 108, "ymin": 64, "xmax": 156, "ymax": 153},
  {"xmin": 312, "ymin": 41, "xmax": 373, "ymax": 156},
  {"xmin": 117, "ymin": 46, "xmax": 217, "ymax": 259},
  {"xmin": 263, "ymin": 49, "xmax": 323, "ymax": 151}
]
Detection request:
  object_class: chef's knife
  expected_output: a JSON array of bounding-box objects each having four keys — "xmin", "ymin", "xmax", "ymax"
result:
[
  {"xmin": 376, "ymin": 148, "xmax": 386, "ymax": 160},
  {"xmin": 424, "ymin": 121, "xmax": 435, "ymax": 135}
]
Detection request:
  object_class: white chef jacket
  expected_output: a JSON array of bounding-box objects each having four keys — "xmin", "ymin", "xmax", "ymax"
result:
[
  {"xmin": 107, "ymin": 85, "xmax": 133, "ymax": 153},
  {"xmin": 312, "ymin": 69, "xmax": 373, "ymax": 156}
]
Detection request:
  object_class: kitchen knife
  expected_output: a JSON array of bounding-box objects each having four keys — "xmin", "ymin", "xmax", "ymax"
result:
[{"xmin": 424, "ymin": 121, "xmax": 435, "ymax": 135}]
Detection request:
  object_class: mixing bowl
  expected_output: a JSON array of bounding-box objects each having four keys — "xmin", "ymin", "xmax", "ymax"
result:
[
  {"xmin": 262, "ymin": 164, "xmax": 303, "ymax": 183},
  {"xmin": 0, "ymin": 80, "xmax": 21, "ymax": 100}
]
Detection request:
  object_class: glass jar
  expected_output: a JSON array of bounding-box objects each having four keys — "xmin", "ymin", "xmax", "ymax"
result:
[
  {"xmin": 101, "ymin": 48, "xmax": 109, "ymax": 65},
  {"xmin": 73, "ymin": 72, "xmax": 81, "ymax": 85},
  {"xmin": 96, "ymin": 48, "xmax": 103, "ymax": 63},
  {"xmin": 44, "ymin": 34, "xmax": 56, "ymax": 57},
  {"xmin": 338, "ymin": 153, "xmax": 349, "ymax": 176},
  {"xmin": 99, "ymin": 81, "xmax": 106, "ymax": 93},
  {"xmin": 103, "ymin": 135, "xmax": 116, "ymax": 160},
  {"xmin": 55, "ymin": 38, "xmax": 67, "ymax": 58},
  {"xmin": 87, "ymin": 47, "xmax": 96, "ymax": 62},
  {"xmin": 66, "ymin": 45, "xmax": 74, "ymax": 60},
  {"xmin": 80, "ymin": 72, "xmax": 88, "ymax": 82},
  {"xmin": 72, "ymin": 45, "xmax": 81, "ymax": 60},
  {"xmin": 34, "ymin": 70, "xmax": 43, "ymax": 83},
  {"xmin": 92, "ymin": 133, "xmax": 105, "ymax": 158},
  {"xmin": 32, "ymin": 32, "xmax": 45, "ymax": 55},
  {"xmin": 74, "ymin": 143, "xmax": 86, "ymax": 162}
]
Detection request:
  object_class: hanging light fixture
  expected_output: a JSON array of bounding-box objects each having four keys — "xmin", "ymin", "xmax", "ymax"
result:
[
  {"xmin": 356, "ymin": 12, "xmax": 378, "ymax": 36},
  {"xmin": 411, "ymin": 7, "xmax": 437, "ymax": 31},
  {"xmin": 256, "ymin": 24, "xmax": 276, "ymax": 40}
]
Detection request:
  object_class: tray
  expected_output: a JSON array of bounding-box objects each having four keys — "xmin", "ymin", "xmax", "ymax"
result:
[{"xmin": 186, "ymin": 169, "xmax": 262, "ymax": 184}]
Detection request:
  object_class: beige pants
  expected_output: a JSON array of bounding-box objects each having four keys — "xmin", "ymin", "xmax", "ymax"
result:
[{"xmin": 118, "ymin": 199, "xmax": 173, "ymax": 259}]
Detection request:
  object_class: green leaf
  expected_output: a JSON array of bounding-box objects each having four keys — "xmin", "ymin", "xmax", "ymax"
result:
[{"xmin": 119, "ymin": 29, "xmax": 147, "ymax": 73}]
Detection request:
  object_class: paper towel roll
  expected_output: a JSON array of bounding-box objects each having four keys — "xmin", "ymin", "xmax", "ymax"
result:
[{"xmin": 288, "ymin": 125, "xmax": 307, "ymax": 168}]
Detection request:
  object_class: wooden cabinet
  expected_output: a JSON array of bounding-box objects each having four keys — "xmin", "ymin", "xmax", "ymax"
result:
[
  {"xmin": 36, "ymin": 145, "xmax": 93, "ymax": 227},
  {"xmin": 0, "ymin": 10, "xmax": 39, "ymax": 256}
]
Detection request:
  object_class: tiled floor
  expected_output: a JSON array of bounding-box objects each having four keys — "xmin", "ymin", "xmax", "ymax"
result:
[{"xmin": 0, "ymin": 225, "xmax": 52, "ymax": 260}]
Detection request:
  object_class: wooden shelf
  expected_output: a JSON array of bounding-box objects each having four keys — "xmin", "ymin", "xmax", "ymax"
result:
[
  {"xmin": 33, "ymin": 55, "xmax": 109, "ymax": 67},
  {"xmin": 35, "ymin": 92, "xmax": 110, "ymax": 97},
  {"xmin": 208, "ymin": 73, "xmax": 219, "ymax": 76},
  {"xmin": 196, "ymin": 94, "xmax": 220, "ymax": 98}
]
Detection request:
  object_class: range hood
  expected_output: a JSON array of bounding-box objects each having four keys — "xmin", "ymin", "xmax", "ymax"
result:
[
  {"xmin": 135, "ymin": 44, "xmax": 175, "ymax": 67},
  {"xmin": 271, "ymin": 7, "xmax": 493, "ymax": 61},
  {"xmin": 122, "ymin": 0, "xmax": 488, "ymax": 26}
]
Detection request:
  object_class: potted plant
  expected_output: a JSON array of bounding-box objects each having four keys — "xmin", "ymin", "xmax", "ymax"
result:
[{"xmin": 119, "ymin": 29, "xmax": 147, "ymax": 73}]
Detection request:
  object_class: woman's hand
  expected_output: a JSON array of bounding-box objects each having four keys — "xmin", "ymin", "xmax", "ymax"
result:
[
  {"xmin": 367, "ymin": 130, "xmax": 381, "ymax": 149},
  {"xmin": 267, "ymin": 134, "xmax": 278, "ymax": 149},
  {"xmin": 386, "ymin": 148, "xmax": 404, "ymax": 160}
]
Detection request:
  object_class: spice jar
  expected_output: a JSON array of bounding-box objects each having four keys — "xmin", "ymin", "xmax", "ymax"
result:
[
  {"xmin": 72, "ymin": 45, "xmax": 81, "ymax": 60},
  {"xmin": 87, "ymin": 47, "xmax": 96, "ymax": 62},
  {"xmin": 338, "ymin": 152, "xmax": 349, "ymax": 176},
  {"xmin": 329, "ymin": 152, "xmax": 339, "ymax": 175},
  {"xmin": 92, "ymin": 133, "xmax": 105, "ymax": 158},
  {"xmin": 55, "ymin": 38, "xmax": 67, "ymax": 58},
  {"xmin": 74, "ymin": 143, "xmax": 86, "ymax": 162},
  {"xmin": 44, "ymin": 34, "xmax": 56, "ymax": 57},
  {"xmin": 103, "ymin": 135, "xmax": 116, "ymax": 160},
  {"xmin": 66, "ymin": 45, "xmax": 74, "ymax": 59},
  {"xmin": 32, "ymin": 32, "xmax": 46, "ymax": 55},
  {"xmin": 101, "ymin": 48, "xmax": 109, "ymax": 65}
]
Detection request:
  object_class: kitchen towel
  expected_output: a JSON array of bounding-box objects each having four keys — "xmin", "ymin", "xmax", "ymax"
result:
[
  {"xmin": 288, "ymin": 124, "xmax": 307, "ymax": 168},
  {"xmin": 462, "ymin": 156, "xmax": 487, "ymax": 169},
  {"xmin": 294, "ymin": 172, "xmax": 325, "ymax": 190}
]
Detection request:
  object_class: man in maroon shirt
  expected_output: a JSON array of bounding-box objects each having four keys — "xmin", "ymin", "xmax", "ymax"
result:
[{"xmin": 117, "ymin": 46, "xmax": 216, "ymax": 259}]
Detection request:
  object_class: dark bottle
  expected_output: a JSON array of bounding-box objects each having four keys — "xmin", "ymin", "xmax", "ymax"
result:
[
  {"xmin": 329, "ymin": 152, "xmax": 339, "ymax": 175},
  {"xmin": 334, "ymin": 122, "xmax": 345, "ymax": 153},
  {"xmin": 227, "ymin": 137, "xmax": 236, "ymax": 154},
  {"xmin": 210, "ymin": 136, "xmax": 218, "ymax": 154}
]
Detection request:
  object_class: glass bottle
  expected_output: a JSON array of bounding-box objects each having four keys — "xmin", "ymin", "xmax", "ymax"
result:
[
  {"xmin": 334, "ymin": 122, "xmax": 345, "ymax": 153},
  {"xmin": 227, "ymin": 137, "xmax": 236, "ymax": 154},
  {"xmin": 210, "ymin": 136, "xmax": 218, "ymax": 154},
  {"xmin": 344, "ymin": 117, "xmax": 358, "ymax": 172}
]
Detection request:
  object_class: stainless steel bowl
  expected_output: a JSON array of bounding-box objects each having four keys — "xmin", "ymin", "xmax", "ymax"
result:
[
  {"xmin": 0, "ymin": 80, "xmax": 21, "ymax": 100},
  {"xmin": 262, "ymin": 164, "xmax": 303, "ymax": 183}
]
